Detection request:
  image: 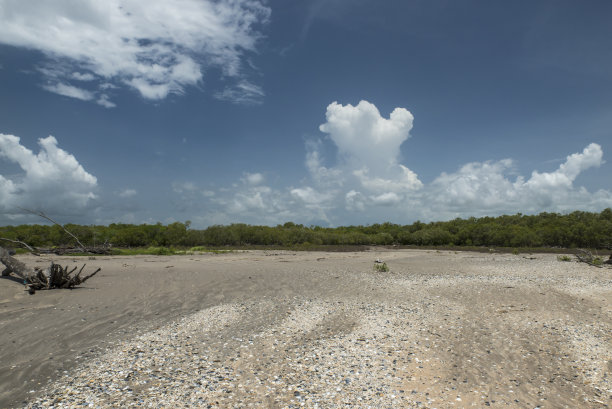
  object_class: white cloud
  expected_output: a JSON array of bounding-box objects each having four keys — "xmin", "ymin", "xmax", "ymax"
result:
[
  {"xmin": 305, "ymin": 139, "xmax": 344, "ymax": 187},
  {"xmin": 185, "ymin": 100, "xmax": 422, "ymax": 225},
  {"xmin": 96, "ymin": 94, "xmax": 116, "ymax": 108},
  {"xmin": 315, "ymin": 101, "xmax": 421, "ymax": 195},
  {"xmin": 354, "ymin": 164, "xmax": 422, "ymax": 193},
  {"xmin": 229, "ymin": 186, "xmax": 270, "ymax": 212},
  {"xmin": 42, "ymin": 82, "xmax": 94, "ymax": 101},
  {"xmin": 345, "ymin": 190, "xmax": 366, "ymax": 212},
  {"xmin": 175, "ymin": 180, "xmax": 331, "ymax": 227},
  {"xmin": 0, "ymin": 133, "xmax": 97, "ymax": 217},
  {"xmin": 423, "ymin": 143, "xmax": 609, "ymax": 218},
  {"xmin": 370, "ymin": 192, "xmax": 401, "ymax": 206},
  {"xmin": 526, "ymin": 143, "xmax": 603, "ymax": 190},
  {"xmin": 243, "ymin": 172, "xmax": 264, "ymax": 185},
  {"xmin": 0, "ymin": 0, "xmax": 270, "ymax": 105},
  {"xmin": 17, "ymin": 102, "xmax": 606, "ymax": 228},
  {"xmin": 214, "ymin": 80, "xmax": 265, "ymax": 105},
  {"xmin": 214, "ymin": 184, "xmax": 296, "ymax": 224},
  {"xmin": 319, "ymin": 100, "xmax": 415, "ymax": 173},
  {"xmin": 118, "ymin": 188, "xmax": 137, "ymax": 198},
  {"xmin": 191, "ymin": 101, "xmax": 612, "ymax": 226},
  {"xmin": 428, "ymin": 159, "xmax": 520, "ymax": 211},
  {"xmin": 290, "ymin": 100, "xmax": 422, "ymax": 221},
  {"xmin": 172, "ymin": 181, "xmax": 198, "ymax": 194},
  {"xmin": 290, "ymin": 186, "xmax": 332, "ymax": 206},
  {"xmin": 72, "ymin": 72, "xmax": 95, "ymax": 81},
  {"xmin": 100, "ymin": 83, "xmax": 117, "ymax": 90}
]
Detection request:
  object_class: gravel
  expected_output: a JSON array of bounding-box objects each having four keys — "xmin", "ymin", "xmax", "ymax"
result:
[{"xmin": 21, "ymin": 251, "xmax": 612, "ymax": 408}]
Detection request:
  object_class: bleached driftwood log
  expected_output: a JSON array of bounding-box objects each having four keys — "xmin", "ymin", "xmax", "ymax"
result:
[
  {"xmin": 575, "ymin": 249, "xmax": 612, "ymax": 268},
  {"xmin": 0, "ymin": 247, "xmax": 100, "ymax": 294}
]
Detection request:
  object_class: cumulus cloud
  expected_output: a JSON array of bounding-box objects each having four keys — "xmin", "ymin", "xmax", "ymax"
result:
[
  {"xmin": 345, "ymin": 190, "xmax": 366, "ymax": 212},
  {"xmin": 370, "ymin": 192, "xmax": 401, "ymax": 206},
  {"xmin": 316, "ymin": 101, "xmax": 422, "ymax": 196},
  {"xmin": 223, "ymin": 176, "xmax": 282, "ymax": 215},
  {"xmin": 428, "ymin": 159, "xmax": 520, "ymax": 211},
  {"xmin": 424, "ymin": 143, "xmax": 609, "ymax": 218},
  {"xmin": 305, "ymin": 139, "xmax": 343, "ymax": 187},
  {"xmin": 228, "ymin": 186, "xmax": 270, "ymax": 212},
  {"xmin": 298, "ymin": 100, "xmax": 423, "ymax": 220},
  {"xmin": 158, "ymin": 101, "xmax": 612, "ymax": 227},
  {"xmin": 0, "ymin": 0, "xmax": 270, "ymax": 105},
  {"xmin": 208, "ymin": 183, "xmax": 296, "ymax": 225},
  {"xmin": 319, "ymin": 100, "xmax": 415, "ymax": 172},
  {"xmin": 290, "ymin": 186, "xmax": 333, "ymax": 206},
  {"xmin": 189, "ymin": 101, "xmax": 423, "ymax": 225},
  {"xmin": 173, "ymin": 178, "xmax": 331, "ymax": 227},
  {"xmin": 0, "ymin": 133, "xmax": 97, "ymax": 218},
  {"xmin": 196, "ymin": 174, "xmax": 331, "ymax": 225},
  {"xmin": 526, "ymin": 143, "xmax": 603, "ymax": 190},
  {"xmin": 191, "ymin": 101, "xmax": 611, "ymax": 226},
  {"xmin": 354, "ymin": 165, "xmax": 422, "ymax": 193}
]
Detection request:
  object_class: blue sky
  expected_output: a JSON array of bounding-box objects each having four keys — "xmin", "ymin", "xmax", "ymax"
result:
[{"xmin": 1, "ymin": 0, "xmax": 611, "ymax": 227}]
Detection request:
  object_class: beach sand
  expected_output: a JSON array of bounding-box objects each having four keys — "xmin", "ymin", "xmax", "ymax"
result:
[{"xmin": 0, "ymin": 249, "xmax": 610, "ymax": 408}]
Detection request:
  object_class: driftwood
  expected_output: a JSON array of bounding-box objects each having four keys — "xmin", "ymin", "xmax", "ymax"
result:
[
  {"xmin": 4, "ymin": 209, "xmax": 112, "ymax": 255},
  {"xmin": 0, "ymin": 247, "xmax": 100, "ymax": 294},
  {"xmin": 575, "ymin": 249, "xmax": 610, "ymax": 268},
  {"xmin": 0, "ymin": 237, "xmax": 40, "ymax": 255},
  {"xmin": 18, "ymin": 208, "xmax": 88, "ymax": 252},
  {"xmin": 13, "ymin": 208, "xmax": 114, "ymax": 252},
  {"xmin": 35, "ymin": 245, "xmax": 112, "ymax": 255},
  {"xmin": 0, "ymin": 239, "xmax": 111, "ymax": 256}
]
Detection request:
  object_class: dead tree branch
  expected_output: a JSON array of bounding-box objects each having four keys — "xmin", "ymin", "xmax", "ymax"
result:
[
  {"xmin": 604, "ymin": 243, "xmax": 612, "ymax": 265},
  {"xmin": 0, "ymin": 247, "xmax": 100, "ymax": 294},
  {"xmin": 575, "ymin": 249, "xmax": 605, "ymax": 268},
  {"xmin": 0, "ymin": 237, "xmax": 40, "ymax": 255},
  {"xmin": 18, "ymin": 207, "xmax": 86, "ymax": 252}
]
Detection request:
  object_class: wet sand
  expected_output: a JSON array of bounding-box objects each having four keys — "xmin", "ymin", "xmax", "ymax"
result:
[{"xmin": 0, "ymin": 250, "xmax": 610, "ymax": 408}]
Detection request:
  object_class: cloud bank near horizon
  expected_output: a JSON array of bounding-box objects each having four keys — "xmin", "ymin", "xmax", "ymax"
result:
[
  {"xmin": 0, "ymin": 0, "xmax": 270, "ymax": 106},
  {"xmin": 1, "ymin": 101, "xmax": 611, "ymax": 226},
  {"xmin": 188, "ymin": 101, "xmax": 612, "ymax": 226}
]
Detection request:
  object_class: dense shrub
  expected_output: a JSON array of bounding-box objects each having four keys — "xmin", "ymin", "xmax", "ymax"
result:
[{"xmin": 1, "ymin": 209, "xmax": 611, "ymax": 249}]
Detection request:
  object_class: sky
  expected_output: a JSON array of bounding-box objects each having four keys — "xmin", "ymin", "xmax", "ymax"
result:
[{"xmin": 0, "ymin": 0, "xmax": 611, "ymax": 228}]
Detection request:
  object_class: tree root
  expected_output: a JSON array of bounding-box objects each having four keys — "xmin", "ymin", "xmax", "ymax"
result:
[{"xmin": 1, "ymin": 247, "xmax": 100, "ymax": 294}]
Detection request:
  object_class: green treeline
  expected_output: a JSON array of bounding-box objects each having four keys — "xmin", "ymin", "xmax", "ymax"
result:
[{"xmin": 1, "ymin": 208, "xmax": 611, "ymax": 249}]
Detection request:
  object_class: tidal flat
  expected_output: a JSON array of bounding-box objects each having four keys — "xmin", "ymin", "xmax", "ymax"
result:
[{"xmin": 1, "ymin": 250, "xmax": 610, "ymax": 408}]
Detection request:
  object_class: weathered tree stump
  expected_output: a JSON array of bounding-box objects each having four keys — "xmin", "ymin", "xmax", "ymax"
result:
[{"xmin": 0, "ymin": 247, "xmax": 100, "ymax": 294}]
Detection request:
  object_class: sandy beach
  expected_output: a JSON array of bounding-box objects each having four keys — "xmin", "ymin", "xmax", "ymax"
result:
[{"xmin": 0, "ymin": 249, "xmax": 610, "ymax": 408}]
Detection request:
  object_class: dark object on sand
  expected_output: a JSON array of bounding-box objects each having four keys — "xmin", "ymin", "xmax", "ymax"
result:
[
  {"xmin": 575, "ymin": 249, "xmax": 612, "ymax": 268},
  {"xmin": 0, "ymin": 247, "xmax": 100, "ymax": 294}
]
